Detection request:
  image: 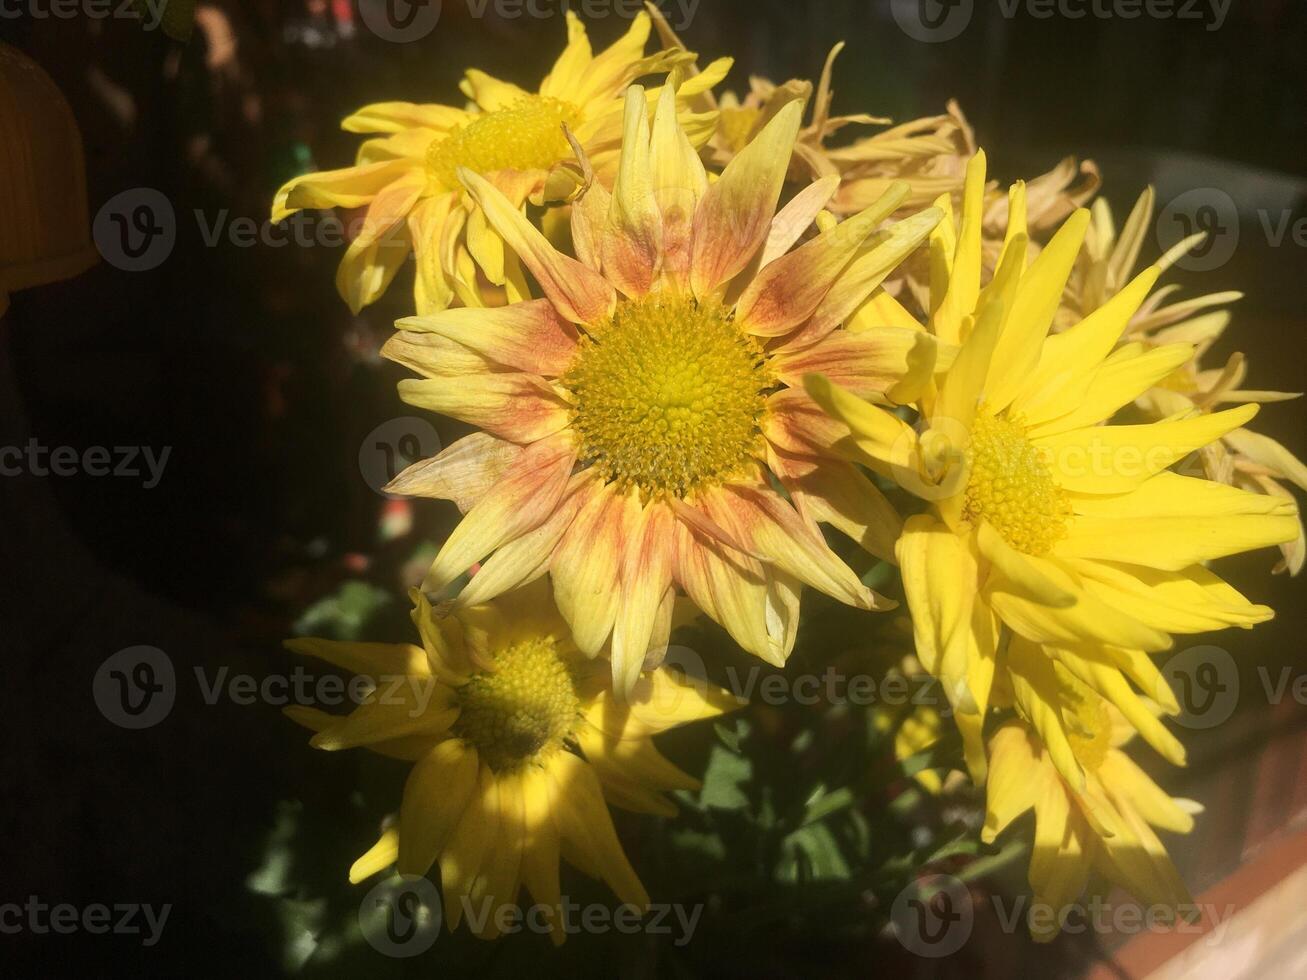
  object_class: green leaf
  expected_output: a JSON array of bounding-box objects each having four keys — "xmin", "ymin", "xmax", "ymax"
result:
[
  {"xmin": 776, "ymin": 823, "xmax": 851, "ymax": 883},
  {"xmin": 698, "ymin": 743, "xmax": 752, "ymax": 811},
  {"xmin": 293, "ymin": 581, "xmax": 394, "ymax": 641}
]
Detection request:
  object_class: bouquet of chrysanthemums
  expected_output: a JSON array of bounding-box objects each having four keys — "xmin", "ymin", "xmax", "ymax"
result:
[{"xmin": 271, "ymin": 8, "xmax": 1304, "ymax": 955}]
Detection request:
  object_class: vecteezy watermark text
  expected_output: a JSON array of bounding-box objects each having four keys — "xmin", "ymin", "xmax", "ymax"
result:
[
  {"xmin": 360, "ymin": 874, "xmax": 703, "ymax": 957},
  {"xmin": 891, "ymin": 0, "xmax": 1230, "ymax": 43},
  {"xmin": 0, "ymin": 0, "xmax": 171, "ymax": 30},
  {"xmin": 0, "ymin": 440, "xmax": 171, "ymax": 488},
  {"xmin": 0, "ymin": 896, "xmax": 171, "ymax": 947}
]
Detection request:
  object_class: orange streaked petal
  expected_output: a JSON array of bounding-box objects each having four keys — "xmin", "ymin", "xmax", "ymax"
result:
[
  {"xmin": 396, "ymin": 299, "xmax": 579, "ymax": 376},
  {"xmin": 397, "ymin": 372, "xmax": 572, "ymax": 444},
  {"xmin": 423, "ymin": 435, "xmax": 577, "ymax": 593},
  {"xmin": 757, "ymin": 175, "xmax": 840, "ymax": 269},
  {"xmin": 689, "ymin": 100, "xmax": 803, "ymax": 298},
  {"xmin": 709, "ymin": 484, "xmax": 882, "ymax": 611},
  {"xmin": 460, "ymin": 168, "xmax": 616, "ymax": 324},
  {"xmin": 649, "ymin": 81, "xmax": 707, "ymax": 289},
  {"xmin": 769, "ymin": 446, "xmax": 902, "ymax": 564},
  {"xmin": 611, "ymin": 502, "xmax": 676, "ymax": 694},
  {"xmin": 602, "ymin": 86, "xmax": 663, "ymax": 298},
  {"xmin": 550, "ymin": 480, "xmax": 639, "ymax": 656},
  {"xmin": 734, "ymin": 183, "xmax": 914, "ymax": 338}
]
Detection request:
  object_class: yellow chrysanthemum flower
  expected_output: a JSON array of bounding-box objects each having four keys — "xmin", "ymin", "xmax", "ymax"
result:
[
  {"xmin": 984, "ymin": 702, "xmax": 1198, "ymax": 943},
  {"xmin": 807, "ymin": 151, "xmax": 1298, "ymax": 786},
  {"xmin": 284, "ymin": 580, "xmax": 739, "ymax": 943},
  {"xmin": 1063, "ymin": 188, "xmax": 1307, "ymax": 574},
  {"xmin": 384, "ymin": 82, "xmax": 947, "ymax": 691},
  {"xmin": 270, "ymin": 11, "xmax": 729, "ymax": 314}
]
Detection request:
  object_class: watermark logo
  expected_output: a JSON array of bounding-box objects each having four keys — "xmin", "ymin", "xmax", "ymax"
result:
[
  {"xmin": 94, "ymin": 188, "xmax": 176, "ymax": 273},
  {"xmin": 1157, "ymin": 187, "xmax": 1240, "ymax": 272},
  {"xmin": 360, "ymin": 875, "xmax": 442, "ymax": 957},
  {"xmin": 1164, "ymin": 644, "xmax": 1238, "ymax": 730},
  {"xmin": 358, "ymin": 0, "xmax": 442, "ymax": 42},
  {"xmin": 890, "ymin": 874, "xmax": 973, "ymax": 957},
  {"xmin": 93, "ymin": 646, "xmax": 176, "ymax": 730},
  {"xmin": 359, "ymin": 417, "xmax": 442, "ymax": 496},
  {"xmin": 891, "ymin": 0, "xmax": 974, "ymax": 43}
]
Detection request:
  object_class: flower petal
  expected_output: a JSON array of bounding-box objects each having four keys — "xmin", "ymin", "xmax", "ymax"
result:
[
  {"xmin": 460, "ymin": 168, "xmax": 616, "ymax": 323},
  {"xmin": 689, "ymin": 100, "xmax": 802, "ymax": 297},
  {"xmin": 423, "ymin": 435, "xmax": 577, "ymax": 593},
  {"xmin": 396, "ymin": 299, "xmax": 579, "ymax": 376},
  {"xmin": 398, "ymin": 740, "xmax": 481, "ymax": 877}
]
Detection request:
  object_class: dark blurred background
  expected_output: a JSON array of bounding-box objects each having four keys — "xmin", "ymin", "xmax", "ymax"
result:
[{"xmin": 2, "ymin": 1, "xmax": 1305, "ymax": 977}]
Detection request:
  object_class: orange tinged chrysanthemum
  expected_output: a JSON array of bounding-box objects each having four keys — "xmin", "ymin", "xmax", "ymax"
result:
[{"xmin": 385, "ymin": 82, "xmax": 947, "ymax": 690}]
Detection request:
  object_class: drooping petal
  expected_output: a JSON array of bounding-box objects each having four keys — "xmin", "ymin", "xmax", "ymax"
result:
[
  {"xmin": 897, "ymin": 515, "xmax": 978, "ymax": 688},
  {"xmin": 769, "ymin": 447, "xmax": 902, "ymax": 564},
  {"xmin": 398, "ymin": 739, "xmax": 481, "ymax": 877},
  {"xmin": 456, "ymin": 473, "xmax": 594, "ymax": 608},
  {"xmin": 271, "ymin": 159, "xmax": 412, "ymax": 223},
  {"xmin": 547, "ymin": 752, "xmax": 649, "ymax": 908},
  {"xmin": 709, "ymin": 484, "xmax": 882, "ymax": 611},
  {"xmin": 342, "ymin": 101, "xmax": 467, "ymax": 134},
  {"xmin": 385, "ymin": 432, "xmax": 525, "ymax": 512}
]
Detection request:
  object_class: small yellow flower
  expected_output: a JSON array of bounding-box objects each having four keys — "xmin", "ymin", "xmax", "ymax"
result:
[
  {"xmin": 385, "ymin": 81, "xmax": 946, "ymax": 690},
  {"xmin": 808, "ymin": 151, "xmax": 1297, "ymax": 786},
  {"xmin": 270, "ymin": 11, "xmax": 729, "ymax": 314},
  {"xmin": 984, "ymin": 702, "xmax": 1197, "ymax": 943},
  {"xmin": 284, "ymin": 581, "xmax": 739, "ymax": 943}
]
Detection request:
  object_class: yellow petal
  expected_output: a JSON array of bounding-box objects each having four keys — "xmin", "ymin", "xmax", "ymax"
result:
[
  {"xmin": 984, "ymin": 208, "xmax": 1091, "ymax": 412},
  {"xmin": 398, "ymin": 739, "xmax": 480, "ymax": 877},
  {"xmin": 1036, "ymin": 403, "xmax": 1260, "ymax": 494},
  {"xmin": 548, "ymin": 752, "xmax": 649, "ymax": 908},
  {"xmin": 349, "ymin": 827, "xmax": 399, "ymax": 883}
]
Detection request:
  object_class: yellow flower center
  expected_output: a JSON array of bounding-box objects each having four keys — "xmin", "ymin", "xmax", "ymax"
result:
[
  {"xmin": 563, "ymin": 293, "xmax": 772, "ymax": 499},
  {"xmin": 426, "ymin": 96, "xmax": 581, "ymax": 191},
  {"xmin": 963, "ymin": 413, "xmax": 1070, "ymax": 555},
  {"xmin": 453, "ymin": 636, "xmax": 579, "ymax": 772},
  {"xmin": 1059, "ymin": 667, "xmax": 1112, "ymax": 773}
]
